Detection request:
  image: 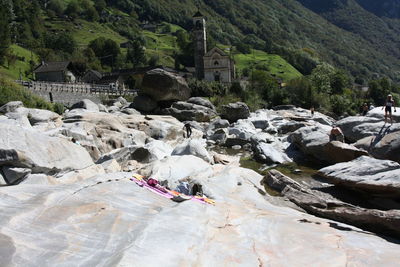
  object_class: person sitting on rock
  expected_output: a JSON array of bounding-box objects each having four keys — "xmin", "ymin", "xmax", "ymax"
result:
[
  {"xmin": 330, "ymin": 126, "xmax": 344, "ymax": 142},
  {"xmin": 382, "ymin": 94, "xmax": 397, "ymax": 124},
  {"xmin": 183, "ymin": 123, "xmax": 192, "ymax": 138}
]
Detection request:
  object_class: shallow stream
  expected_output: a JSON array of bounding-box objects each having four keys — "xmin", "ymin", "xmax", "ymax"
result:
[{"xmin": 211, "ymin": 145, "xmax": 400, "ymax": 211}]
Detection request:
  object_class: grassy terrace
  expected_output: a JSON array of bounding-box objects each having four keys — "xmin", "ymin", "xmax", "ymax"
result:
[{"xmin": 0, "ymin": 45, "xmax": 39, "ymax": 80}]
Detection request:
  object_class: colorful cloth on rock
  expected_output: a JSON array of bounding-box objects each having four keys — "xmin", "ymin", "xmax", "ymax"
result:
[{"xmin": 130, "ymin": 174, "xmax": 215, "ymax": 205}]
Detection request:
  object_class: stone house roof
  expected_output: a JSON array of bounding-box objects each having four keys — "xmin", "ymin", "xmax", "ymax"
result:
[{"xmin": 34, "ymin": 61, "xmax": 71, "ymax": 73}]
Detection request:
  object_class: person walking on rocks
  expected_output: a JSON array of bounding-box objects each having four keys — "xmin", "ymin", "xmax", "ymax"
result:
[
  {"xmin": 382, "ymin": 94, "xmax": 397, "ymax": 124},
  {"xmin": 183, "ymin": 122, "xmax": 192, "ymax": 138}
]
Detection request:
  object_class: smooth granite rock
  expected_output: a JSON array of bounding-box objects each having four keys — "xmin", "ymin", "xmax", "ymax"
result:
[
  {"xmin": 354, "ymin": 130, "xmax": 400, "ymax": 163},
  {"xmin": 70, "ymin": 99, "xmax": 100, "ymax": 112},
  {"xmin": 253, "ymin": 142, "xmax": 292, "ymax": 164},
  {"xmin": 130, "ymin": 95, "xmax": 158, "ymax": 112},
  {"xmin": 0, "ymin": 101, "xmax": 23, "ymax": 114},
  {"xmin": 0, "ymin": 124, "xmax": 94, "ymax": 174},
  {"xmin": 265, "ymin": 169, "xmax": 400, "ymax": 239},
  {"xmin": 220, "ymin": 102, "xmax": 250, "ymax": 123},
  {"xmin": 163, "ymin": 101, "xmax": 217, "ymax": 122},
  {"xmin": 1, "ymin": 167, "xmax": 31, "ymax": 185},
  {"xmin": 141, "ymin": 68, "xmax": 190, "ymax": 102},
  {"xmin": 318, "ymin": 156, "xmax": 400, "ymax": 195},
  {"xmin": 187, "ymin": 97, "xmax": 216, "ymax": 111},
  {"xmin": 0, "ymin": 164, "xmax": 399, "ymax": 266},
  {"xmin": 172, "ymin": 139, "xmax": 212, "ymax": 163}
]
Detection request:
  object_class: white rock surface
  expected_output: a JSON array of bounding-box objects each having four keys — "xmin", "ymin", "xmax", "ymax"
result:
[
  {"xmin": 171, "ymin": 140, "xmax": 212, "ymax": 163},
  {"xmin": 319, "ymin": 156, "xmax": 400, "ymax": 194},
  {"xmin": 0, "ymin": 165, "xmax": 399, "ymax": 266},
  {"xmin": 0, "ymin": 124, "xmax": 94, "ymax": 174}
]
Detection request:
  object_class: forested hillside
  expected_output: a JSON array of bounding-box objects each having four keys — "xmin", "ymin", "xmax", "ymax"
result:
[{"xmin": 0, "ymin": 0, "xmax": 399, "ymax": 83}]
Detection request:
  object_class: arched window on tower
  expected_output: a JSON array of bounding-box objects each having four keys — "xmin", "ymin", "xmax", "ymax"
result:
[
  {"xmin": 214, "ymin": 61, "xmax": 219, "ymax": 66},
  {"xmin": 195, "ymin": 20, "xmax": 203, "ymax": 30}
]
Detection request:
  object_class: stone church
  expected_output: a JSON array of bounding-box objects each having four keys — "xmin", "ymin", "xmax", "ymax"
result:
[{"xmin": 193, "ymin": 11, "xmax": 235, "ymax": 83}]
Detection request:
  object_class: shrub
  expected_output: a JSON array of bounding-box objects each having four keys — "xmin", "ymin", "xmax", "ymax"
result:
[{"xmin": 0, "ymin": 78, "xmax": 53, "ymax": 111}]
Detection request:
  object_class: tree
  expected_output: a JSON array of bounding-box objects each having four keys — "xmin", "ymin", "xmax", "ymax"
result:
[
  {"xmin": 94, "ymin": 0, "xmax": 106, "ymax": 13},
  {"xmin": 44, "ymin": 32, "xmax": 77, "ymax": 54},
  {"xmin": 331, "ymin": 70, "xmax": 350, "ymax": 94},
  {"xmin": 236, "ymin": 42, "xmax": 251, "ymax": 54},
  {"xmin": 310, "ymin": 63, "xmax": 335, "ymax": 94},
  {"xmin": 89, "ymin": 37, "xmax": 120, "ymax": 67},
  {"xmin": 126, "ymin": 40, "xmax": 146, "ymax": 67},
  {"xmin": 0, "ymin": 0, "xmax": 12, "ymax": 65},
  {"xmin": 65, "ymin": 0, "xmax": 80, "ymax": 19},
  {"xmin": 86, "ymin": 6, "xmax": 99, "ymax": 21},
  {"xmin": 47, "ymin": 0, "xmax": 64, "ymax": 16}
]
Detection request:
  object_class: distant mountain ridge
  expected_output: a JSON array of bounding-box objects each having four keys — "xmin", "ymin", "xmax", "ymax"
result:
[
  {"xmin": 2, "ymin": 0, "xmax": 400, "ymax": 82},
  {"xmin": 356, "ymin": 0, "xmax": 400, "ymax": 18}
]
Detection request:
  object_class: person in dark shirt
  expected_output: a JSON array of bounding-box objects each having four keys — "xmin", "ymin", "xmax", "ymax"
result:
[
  {"xmin": 382, "ymin": 94, "xmax": 397, "ymax": 124},
  {"xmin": 183, "ymin": 123, "xmax": 192, "ymax": 138}
]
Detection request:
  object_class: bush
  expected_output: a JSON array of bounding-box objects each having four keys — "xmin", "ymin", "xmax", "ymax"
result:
[
  {"xmin": 188, "ymin": 79, "xmax": 227, "ymax": 97},
  {"xmin": 0, "ymin": 78, "xmax": 53, "ymax": 111}
]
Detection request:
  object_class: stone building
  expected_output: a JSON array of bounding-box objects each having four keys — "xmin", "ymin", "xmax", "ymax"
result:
[
  {"xmin": 193, "ymin": 11, "xmax": 235, "ymax": 83},
  {"xmin": 203, "ymin": 47, "xmax": 235, "ymax": 83},
  {"xmin": 33, "ymin": 61, "xmax": 76, "ymax": 82}
]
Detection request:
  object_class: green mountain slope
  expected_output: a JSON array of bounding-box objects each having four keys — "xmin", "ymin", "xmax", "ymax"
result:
[
  {"xmin": 1, "ymin": 0, "xmax": 399, "ymax": 83},
  {"xmin": 124, "ymin": 0, "xmax": 400, "ymax": 81}
]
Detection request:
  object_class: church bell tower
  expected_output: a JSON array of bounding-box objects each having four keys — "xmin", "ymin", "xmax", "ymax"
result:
[{"xmin": 193, "ymin": 11, "xmax": 207, "ymax": 80}]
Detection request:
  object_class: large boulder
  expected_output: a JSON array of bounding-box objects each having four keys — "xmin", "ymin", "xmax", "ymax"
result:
[
  {"xmin": 141, "ymin": 68, "xmax": 190, "ymax": 102},
  {"xmin": 171, "ymin": 139, "xmax": 212, "ymax": 163},
  {"xmin": 318, "ymin": 156, "xmax": 400, "ymax": 195},
  {"xmin": 289, "ymin": 125, "xmax": 330, "ymax": 160},
  {"xmin": 289, "ymin": 126, "xmax": 366, "ymax": 164},
  {"xmin": 1, "ymin": 167, "xmax": 31, "ymax": 185},
  {"xmin": 336, "ymin": 116, "xmax": 395, "ymax": 142},
  {"xmin": 130, "ymin": 95, "xmax": 158, "ymax": 113},
  {"xmin": 70, "ymin": 99, "xmax": 100, "ymax": 112},
  {"xmin": 253, "ymin": 143, "xmax": 291, "ymax": 164},
  {"xmin": 322, "ymin": 141, "xmax": 368, "ymax": 164},
  {"xmin": 354, "ymin": 130, "xmax": 400, "ymax": 163},
  {"xmin": 220, "ymin": 102, "xmax": 250, "ymax": 123},
  {"xmin": 367, "ymin": 106, "xmax": 400, "ymax": 121},
  {"xmin": 0, "ymin": 101, "xmax": 23, "ymax": 114},
  {"xmin": 0, "ymin": 124, "xmax": 94, "ymax": 174},
  {"xmin": 187, "ymin": 97, "xmax": 216, "ymax": 111},
  {"xmin": 163, "ymin": 101, "xmax": 217, "ymax": 122},
  {"xmin": 62, "ymin": 110, "xmax": 147, "ymax": 158}
]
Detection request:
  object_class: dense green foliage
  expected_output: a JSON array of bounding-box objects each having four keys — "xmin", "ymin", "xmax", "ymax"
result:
[{"xmin": 2, "ymin": 0, "xmax": 399, "ymax": 83}]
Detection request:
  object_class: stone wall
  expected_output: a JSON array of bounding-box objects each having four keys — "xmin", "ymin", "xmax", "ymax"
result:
[
  {"xmin": 19, "ymin": 81, "xmax": 137, "ymax": 107},
  {"xmin": 33, "ymin": 89, "xmax": 102, "ymax": 106}
]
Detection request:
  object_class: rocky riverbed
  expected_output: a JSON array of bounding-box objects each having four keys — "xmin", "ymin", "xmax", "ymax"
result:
[{"xmin": 1, "ymin": 89, "xmax": 400, "ymax": 265}]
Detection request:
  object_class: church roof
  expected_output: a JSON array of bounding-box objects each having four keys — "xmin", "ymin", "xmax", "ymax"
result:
[
  {"xmin": 193, "ymin": 10, "xmax": 204, "ymax": 17},
  {"xmin": 204, "ymin": 47, "xmax": 229, "ymax": 57}
]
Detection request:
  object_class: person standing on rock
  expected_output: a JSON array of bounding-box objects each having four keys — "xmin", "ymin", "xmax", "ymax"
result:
[
  {"xmin": 183, "ymin": 122, "xmax": 192, "ymax": 138},
  {"xmin": 329, "ymin": 126, "xmax": 344, "ymax": 142},
  {"xmin": 362, "ymin": 103, "xmax": 369, "ymax": 116},
  {"xmin": 382, "ymin": 94, "xmax": 397, "ymax": 124}
]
